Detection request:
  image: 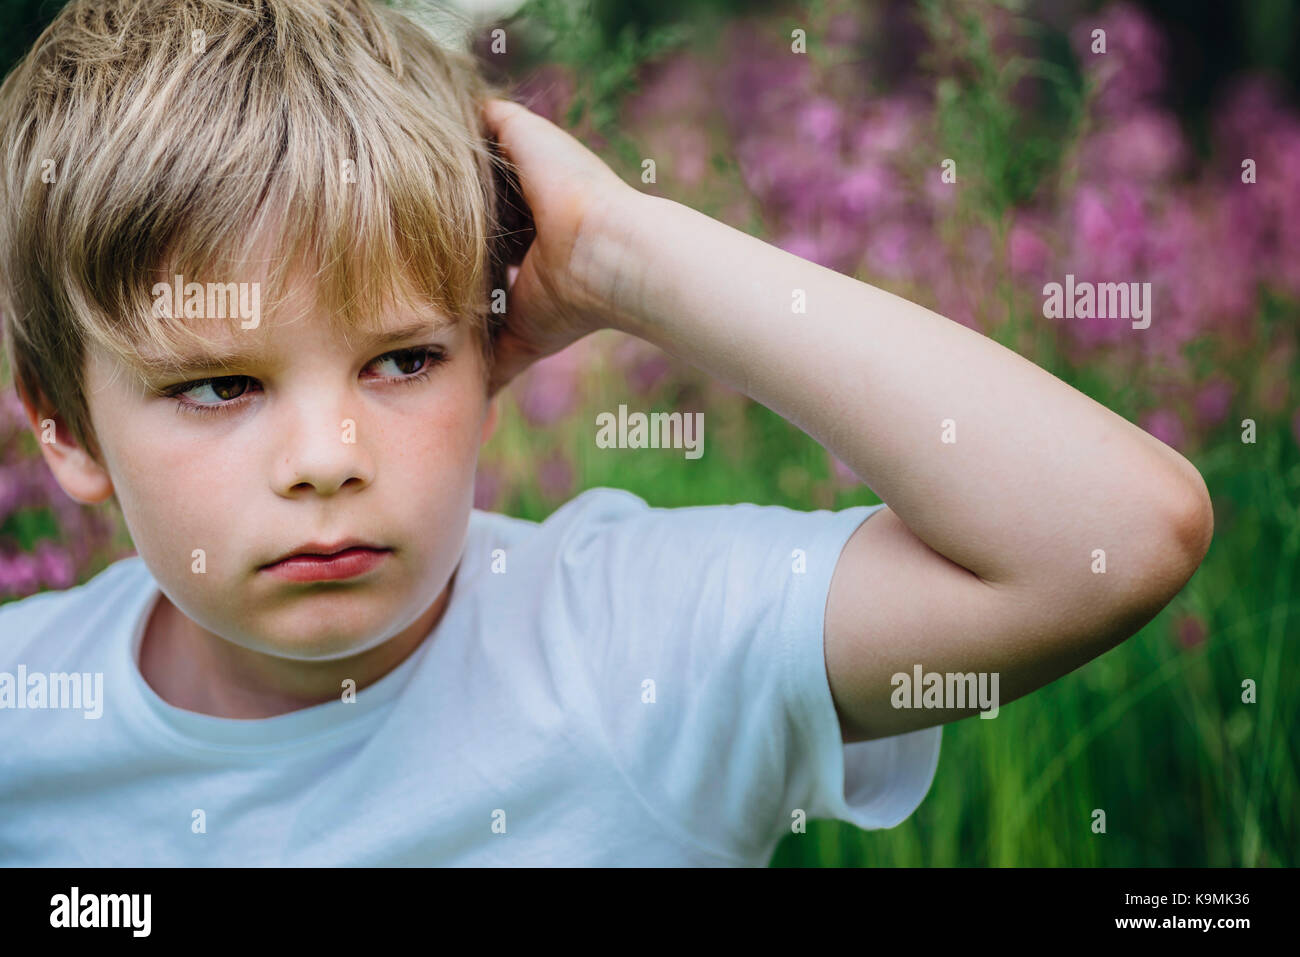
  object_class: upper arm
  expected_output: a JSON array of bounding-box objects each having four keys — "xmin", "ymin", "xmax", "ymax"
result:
[{"xmin": 823, "ymin": 503, "xmax": 1202, "ymax": 742}]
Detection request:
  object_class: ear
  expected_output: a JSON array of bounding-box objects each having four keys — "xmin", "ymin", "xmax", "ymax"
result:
[
  {"xmin": 16, "ymin": 382, "xmax": 115, "ymax": 506},
  {"xmin": 480, "ymin": 394, "xmax": 500, "ymax": 446}
]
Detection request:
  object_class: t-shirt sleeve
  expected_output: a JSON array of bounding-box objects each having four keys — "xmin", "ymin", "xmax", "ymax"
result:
[{"xmin": 549, "ymin": 487, "xmax": 942, "ymax": 864}]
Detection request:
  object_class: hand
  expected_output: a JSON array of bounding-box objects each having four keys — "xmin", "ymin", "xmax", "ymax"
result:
[{"xmin": 481, "ymin": 97, "xmax": 641, "ymax": 396}]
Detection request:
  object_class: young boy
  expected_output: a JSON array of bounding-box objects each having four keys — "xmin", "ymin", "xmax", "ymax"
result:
[{"xmin": 0, "ymin": 0, "xmax": 1211, "ymax": 867}]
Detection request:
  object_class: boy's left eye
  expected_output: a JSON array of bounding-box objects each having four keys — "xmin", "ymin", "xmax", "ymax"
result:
[
  {"xmin": 367, "ymin": 346, "xmax": 446, "ymax": 379},
  {"xmin": 162, "ymin": 345, "xmax": 449, "ymax": 417}
]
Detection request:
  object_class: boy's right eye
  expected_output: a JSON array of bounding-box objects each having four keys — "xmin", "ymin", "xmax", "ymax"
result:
[
  {"xmin": 178, "ymin": 376, "xmax": 251, "ymax": 401},
  {"xmin": 163, "ymin": 376, "xmax": 258, "ymax": 417}
]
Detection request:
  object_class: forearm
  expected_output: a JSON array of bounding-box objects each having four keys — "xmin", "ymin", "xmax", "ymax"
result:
[{"xmin": 584, "ymin": 193, "xmax": 1209, "ymax": 589}]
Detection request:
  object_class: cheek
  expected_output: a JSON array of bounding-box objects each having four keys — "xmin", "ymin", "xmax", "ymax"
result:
[
  {"xmin": 99, "ymin": 411, "xmax": 208, "ymax": 520},
  {"xmin": 384, "ymin": 366, "xmax": 489, "ymax": 477},
  {"xmin": 120, "ymin": 430, "xmax": 246, "ymax": 511},
  {"xmin": 112, "ymin": 441, "xmax": 250, "ymax": 583},
  {"xmin": 373, "ymin": 381, "xmax": 486, "ymax": 576}
]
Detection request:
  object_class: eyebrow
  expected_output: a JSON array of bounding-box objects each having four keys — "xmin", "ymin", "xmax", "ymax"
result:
[{"xmin": 130, "ymin": 316, "xmax": 455, "ymax": 380}]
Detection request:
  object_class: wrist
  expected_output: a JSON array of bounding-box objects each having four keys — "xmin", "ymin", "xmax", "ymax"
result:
[{"xmin": 569, "ymin": 188, "xmax": 674, "ymax": 339}]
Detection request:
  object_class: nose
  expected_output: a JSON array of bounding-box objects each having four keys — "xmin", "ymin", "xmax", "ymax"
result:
[{"xmin": 271, "ymin": 395, "xmax": 376, "ymax": 496}]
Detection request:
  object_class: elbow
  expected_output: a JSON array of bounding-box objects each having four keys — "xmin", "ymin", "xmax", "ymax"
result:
[
  {"xmin": 1039, "ymin": 462, "xmax": 1214, "ymax": 658},
  {"xmin": 1134, "ymin": 462, "xmax": 1214, "ymax": 613},
  {"xmin": 1168, "ymin": 462, "xmax": 1214, "ymax": 574},
  {"xmin": 1081, "ymin": 468, "xmax": 1213, "ymax": 653}
]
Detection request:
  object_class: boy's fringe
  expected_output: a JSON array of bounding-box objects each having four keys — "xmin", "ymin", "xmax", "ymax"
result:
[{"xmin": 0, "ymin": 0, "xmax": 522, "ymax": 462}]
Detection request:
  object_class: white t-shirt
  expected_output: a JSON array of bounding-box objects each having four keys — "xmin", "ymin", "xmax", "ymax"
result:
[{"xmin": 0, "ymin": 486, "xmax": 940, "ymax": 866}]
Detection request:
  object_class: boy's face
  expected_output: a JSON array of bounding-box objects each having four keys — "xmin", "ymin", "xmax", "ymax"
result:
[{"xmin": 28, "ymin": 256, "xmax": 498, "ymax": 672}]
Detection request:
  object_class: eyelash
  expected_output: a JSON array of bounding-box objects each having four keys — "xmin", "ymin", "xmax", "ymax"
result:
[{"xmin": 162, "ymin": 346, "xmax": 449, "ymax": 418}]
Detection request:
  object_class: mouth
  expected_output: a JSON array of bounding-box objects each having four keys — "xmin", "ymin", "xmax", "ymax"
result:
[{"xmin": 260, "ymin": 542, "xmax": 393, "ymax": 582}]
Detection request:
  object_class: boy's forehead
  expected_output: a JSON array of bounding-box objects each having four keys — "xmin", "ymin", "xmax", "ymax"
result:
[{"xmin": 129, "ymin": 214, "xmax": 459, "ymax": 375}]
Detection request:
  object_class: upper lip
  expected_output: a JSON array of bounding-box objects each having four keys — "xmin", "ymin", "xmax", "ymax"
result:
[{"xmin": 263, "ymin": 538, "xmax": 390, "ymax": 567}]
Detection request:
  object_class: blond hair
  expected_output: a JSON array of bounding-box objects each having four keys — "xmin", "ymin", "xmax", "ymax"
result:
[{"xmin": 0, "ymin": 0, "xmax": 517, "ymax": 464}]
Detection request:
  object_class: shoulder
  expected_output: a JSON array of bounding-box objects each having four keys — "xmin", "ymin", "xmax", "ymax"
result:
[
  {"xmin": 470, "ymin": 486, "xmax": 651, "ymax": 555},
  {"xmin": 0, "ymin": 554, "xmax": 148, "ymax": 660},
  {"xmin": 489, "ymin": 487, "xmax": 879, "ymax": 563},
  {"xmin": 467, "ymin": 488, "xmax": 873, "ymax": 590},
  {"xmin": 543, "ymin": 485, "xmax": 650, "ymax": 526}
]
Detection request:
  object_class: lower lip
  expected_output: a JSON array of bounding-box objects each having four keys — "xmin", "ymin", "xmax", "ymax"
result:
[{"xmin": 262, "ymin": 547, "xmax": 391, "ymax": 582}]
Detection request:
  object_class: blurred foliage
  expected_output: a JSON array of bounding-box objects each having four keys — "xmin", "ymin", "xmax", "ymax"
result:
[
  {"xmin": 0, "ymin": 0, "xmax": 60, "ymax": 80},
  {"xmin": 487, "ymin": 0, "xmax": 691, "ymax": 171},
  {"xmin": 921, "ymin": 0, "xmax": 1087, "ymax": 219}
]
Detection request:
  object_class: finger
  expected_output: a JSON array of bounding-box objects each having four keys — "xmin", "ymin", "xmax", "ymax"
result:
[
  {"xmin": 482, "ymin": 96, "xmax": 525, "ymax": 135},
  {"xmin": 482, "ymin": 98, "xmax": 546, "ymax": 201},
  {"xmin": 483, "ymin": 97, "xmax": 557, "ymax": 162},
  {"xmin": 482, "ymin": 97, "xmax": 613, "ymax": 206}
]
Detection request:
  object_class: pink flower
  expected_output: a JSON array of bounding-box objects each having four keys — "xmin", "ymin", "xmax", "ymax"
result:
[
  {"xmin": 1079, "ymin": 109, "xmax": 1187, "ymax": 183},
  {"xmin": 473, "ymin": 466, "xmax": 503, "ymax": 511},
  {"xmin": 738, "ymin": 140, "xmax": 841, "ymax": 221},
  {"xmin": 718, "ymin": 22, "xmax": 811, "ymax": 133},
  {"xmin": 797, "ymin": 97, "xmax": 842, "ymax": 151},
  {"xmin": 923, "ymin": 170, "xmax": 957, "ymax": 211},
  {"xmin": 849, "ymin": 97, "xmax": 925, "ymax": 159},
  {"xmin": 1141, "ymin": 408, "xmax": 1187, "ymax": 450},
  {"xmin": 0, "ymin": 388, "xmax": 27, "ymax": 434},
  {"xmin": 1173, "ymin": 612, "xmax": 1207, "ymax": 650},
  {"xmin": 865, "ymin": 222, "xmax": 916, "ymax": 279},
  {"xmin": 0, "ymin": 458, "xmax": 51, "ymax": 520},
  {"xmin": 32, "ymin": 540, "xmax": 76, "ymax": 590},
  {"xmin": 1193, "ymin": 380, "xmax": 1234, "ymax": 430},
  {"xmin": 613, "ymin": 337, "xmax": 674, "ymax": 396},
  {"xmin": 0, "ymin": 550, "xmax": 41, "ymax": 598},
  {"xmin": 666, "ymin": 124, "xmax": 709, "ymax": 186},
  {"xmin": 826, "ymin": 13, "xmax": 861, "ymax": 49},
  {"xmin": 1008, "ymin": 219, "xmax": 1051, "ymax": 278},
  {"xmin": 537, "ymin": 452, "xmax": 574, "ymax": 501},
  {"xmin": 777, "ymin": 230, "xmax": 827, "ymax": 267},
  {"xmin": 625, "ymin": 55, "xmax": 710, "ymax": 126},
  {"xmin": 1071, "ymin": 2, "xmax": 1168, "ymax": 118},
  {"xmin": 1073, "ymin": 186, "xmax": 1114, "ymax": 249},
  {"xmin": 1211, "ymin": 75, "xmax": 1297, "ymax": 151},
  {"xmin": 835, "ymin": 163, "xmax": 893, "ymax": 220},
  {"xmin": 516, "ymin": 347, "xmax": 584, "ymax": 426}
]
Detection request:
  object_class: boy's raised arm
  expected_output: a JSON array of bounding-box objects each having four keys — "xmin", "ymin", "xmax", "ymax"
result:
[{"xmin": 484, "ymin": 98, "xmax": 1214, "ymax": 742}]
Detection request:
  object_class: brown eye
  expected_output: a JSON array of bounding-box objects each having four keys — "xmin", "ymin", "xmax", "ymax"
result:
[
  {"xmin": 391, "ymin": 351, "xmax": 426, "ymax": 375},
  {"xmin": 368, "ymin": 346, "xmax": 448, "ymax": 381},
  {"xmin": 163, "ymin": 374, "xmax": 260, "ymax": 417},
  {"xmin": 207, "ymin": 376, "xmax": 249, "ymax": 400}
]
